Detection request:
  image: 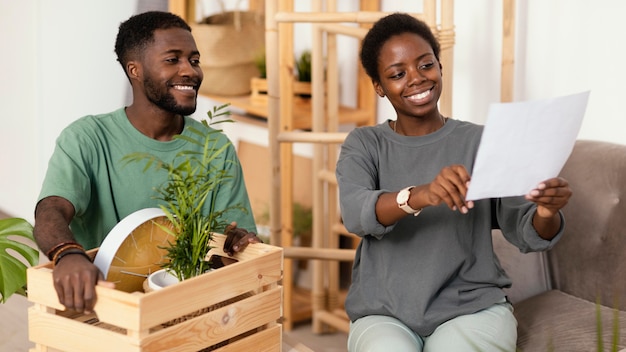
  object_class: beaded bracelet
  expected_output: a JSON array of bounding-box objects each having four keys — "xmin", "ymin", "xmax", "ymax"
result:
[
  {"xmin": 54, "ymin": 248, "xmax": 92, "ymax": 267},
  {"xmin": 46, "ymin": 241, "xmax": 82, "ymax": 261},
  {"xmin": 51, "ymin": 243, "xmax": 86, "ymax": 265}
]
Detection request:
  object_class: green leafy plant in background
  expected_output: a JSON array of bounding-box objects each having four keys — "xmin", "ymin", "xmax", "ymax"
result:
[
  {"xmin": 257, "ymin": 202, "xmax": 312, "ymax": 243},
  {"xmin": 296, "ymin": 50, "xmax": 311, "ymax": 82},
  {"xmin": 292, "ymin": 202, "xmax": 313, "ymax": 247},
  {"xmin": 253, "ymin": 49, "xmax": 266, "ymax": 79},
  {"xmin": 0, "ymin": 218, "xmax": 39, "ymax": 303},
  {"xmin": 123, "ymin": 104, "xmax": 247, "ymax": 281},
  {"xmin": 596, "ymin": 296, "xmax": 621, "ymax": 352},
  {"xmin": 253, "ymin": 45, "xmax": 309, "ymax": 82}
]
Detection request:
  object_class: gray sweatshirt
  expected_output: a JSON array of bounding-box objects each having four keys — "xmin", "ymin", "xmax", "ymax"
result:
[{"xmin": 336, "ymin": 118, "xmax": 563, "ymax": 336}]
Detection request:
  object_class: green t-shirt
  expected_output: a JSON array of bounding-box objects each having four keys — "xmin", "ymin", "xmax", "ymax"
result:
[{"xmin": 38, "ymin": 108, "xmax": 256, "ymax": 249}]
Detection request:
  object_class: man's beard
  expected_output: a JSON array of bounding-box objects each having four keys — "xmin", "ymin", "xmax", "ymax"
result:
[{"xmin": 144, "ymin": 77, "xmax": 198, "ymax": 116}]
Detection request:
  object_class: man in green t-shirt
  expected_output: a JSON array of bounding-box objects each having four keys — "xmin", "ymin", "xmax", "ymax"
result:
[{"xmin": 33, "ymin": 11, "xmax": 259, "ymax": 314}]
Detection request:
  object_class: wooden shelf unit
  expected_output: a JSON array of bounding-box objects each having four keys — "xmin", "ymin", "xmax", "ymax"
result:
[
  {"xmin": 202, "ymin": 93, "xmax": 371, "ymax": 131},
  {"xmin": 263, "ymin": 0, "xmax": 456, "ymax": 334}
]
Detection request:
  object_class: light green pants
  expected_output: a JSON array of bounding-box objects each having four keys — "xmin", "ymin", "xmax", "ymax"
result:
[{"xmin": 348, "ymin": 300, "xmax": 517, "ymax": 352}]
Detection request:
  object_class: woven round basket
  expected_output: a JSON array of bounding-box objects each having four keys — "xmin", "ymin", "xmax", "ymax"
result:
[{"xmin": 192, "ymin": 11, "xmax": 265, "ymax": 96}]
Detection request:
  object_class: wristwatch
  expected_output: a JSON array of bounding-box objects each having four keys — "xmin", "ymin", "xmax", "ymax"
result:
[{"xmin": 396, "ymin": 186, "xmax": 422, "ymax": 216}]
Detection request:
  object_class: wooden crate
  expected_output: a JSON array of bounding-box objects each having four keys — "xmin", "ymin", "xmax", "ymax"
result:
[
  {"xmin": 250, "ymin": 77, "xmax": 312, "ymax": 106},
  {"xmin": 27, "ymin": 234, "xmax": 283, "ymax": 352}
]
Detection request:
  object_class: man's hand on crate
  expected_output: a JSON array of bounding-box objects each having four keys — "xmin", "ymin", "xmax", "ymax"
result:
[
  {"xmin": 223, "ymin": 222, "xmax": 262, "ymax": 256},
  {"xmin": 53, "ymin": 254, "xmax": 115, "ymax": 314}
]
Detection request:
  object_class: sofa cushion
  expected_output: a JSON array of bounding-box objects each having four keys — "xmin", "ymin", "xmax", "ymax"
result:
[{"xmin": 515, "ymin": 290, "xmax": 626, "ymax": 351}]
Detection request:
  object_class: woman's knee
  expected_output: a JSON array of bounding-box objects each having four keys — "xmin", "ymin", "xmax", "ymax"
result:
[
  {"xmin": 424, "ymin": 302, "xmax": 517, "ymax": 352},
  {"xmin": 348, "ymin": 315, "xmax": 424, "ymax": 352}
]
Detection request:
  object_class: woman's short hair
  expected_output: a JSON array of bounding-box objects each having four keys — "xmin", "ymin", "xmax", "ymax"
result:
[{"xmin": 360, "ymin": 13, "xmax": 440, "ymax": 82}]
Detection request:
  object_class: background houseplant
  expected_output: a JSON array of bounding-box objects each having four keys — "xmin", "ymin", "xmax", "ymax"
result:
[
  {"xmin": 253, "ymin": 49, "xmax": 266, "ymax": 79},
  {"xmin": 123, "ymin": 104, "xmax": 247, "ymax": 282},
  {"xmin": 296, "ymin": 50, "xmax": 311, "ymax": 83},
  {"xmin": 0, "ymin": 217, "xmax": 39, "ymax": 303}
]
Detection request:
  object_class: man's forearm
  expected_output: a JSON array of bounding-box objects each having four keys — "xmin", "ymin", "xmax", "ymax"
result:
[{"xmin": 33, "ymin": 196, "xmax": 76, "ymax": 255}]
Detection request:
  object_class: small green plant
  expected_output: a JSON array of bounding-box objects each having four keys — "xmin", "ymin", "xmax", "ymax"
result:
[
  {"xmin": 257, "ymin": 202, "xmax": 312, "ymax": 242},
  {"xmin": 292, "ymin": 203, "xmax": 312, "ymax": 243},
  {"xmin": 0, "ymin": 218, "xmax": 39, "ymax": 303},
  {"xmin": 596, "ymin": 296, "xmax": 621, "ymax": 352},
  {"xmin": 253, "ymin": 49, "xmax": 266, "ymax": 79},
  {"xmin": 296, "ymin": 50, "xmax": 311, "ymax": 82},
  {"xmin": 123, "ymin": 104, "xmax": 247, "ymax": 281}
]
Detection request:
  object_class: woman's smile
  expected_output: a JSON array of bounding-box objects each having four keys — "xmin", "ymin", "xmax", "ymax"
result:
[{"xmin": 404, "ymin": 86, "xmax": 434, "ymax": 104}]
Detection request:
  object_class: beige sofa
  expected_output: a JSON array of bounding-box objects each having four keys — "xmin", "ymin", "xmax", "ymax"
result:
[{"xmin": 493, "ymin": 140, "xmax": 626, "ymax": 351}]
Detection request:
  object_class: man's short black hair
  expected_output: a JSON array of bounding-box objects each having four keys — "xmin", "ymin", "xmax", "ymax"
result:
[{"xmin": 114, "ymin": 11, "xmax": 191, "ymax": 74}]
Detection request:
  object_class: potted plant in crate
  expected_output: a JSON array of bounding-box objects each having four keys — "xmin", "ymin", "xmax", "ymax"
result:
[
  {"xmin": 0, "ymin": 217, "xmax": 39, "ymax": 303},
  {"xmin": 123, "ymin": 103, "xmax": 248, "ymax": 285}
]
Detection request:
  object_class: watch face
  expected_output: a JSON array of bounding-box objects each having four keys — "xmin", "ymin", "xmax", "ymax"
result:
[
  {"xmin": 397, "ymin": 189, "xmax": 410, "ymax": 204},
  {"xmin": 93, "ymin": 208, "xmax": 175, "ymax": 293}
]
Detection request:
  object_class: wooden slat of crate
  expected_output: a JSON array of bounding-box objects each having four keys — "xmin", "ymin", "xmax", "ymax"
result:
[
  {"xmin": 212, "ymin": 324, "xmax": 281, "ymax": 352},
  {"xmin": 29, "ymin": 297, "xmax": 282, "ymax": 352},
  {"xmin": 140, "ymin": 289, "xmax": 281, "ymax": 351},
  {"xmin": 29, "ymin": 306, "xmax": 141, "ymax": 352},
  {"xmin": 137, "ymin": 248, "xmax": 282, "ymax": 330},
  {"xmin": 27, "ymin": 234, "xmax": 283, "ymax": 352}
]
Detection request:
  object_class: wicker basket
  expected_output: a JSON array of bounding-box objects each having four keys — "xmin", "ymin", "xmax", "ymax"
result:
[{"xmin": 192, "ymin": 11, "xmax": 265, "ymax": 96}]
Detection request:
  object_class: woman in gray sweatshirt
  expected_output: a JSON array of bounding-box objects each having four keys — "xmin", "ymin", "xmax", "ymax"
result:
[{"xmin": 336, "ymin": 13, "xmax": 571, "ymax": 352}]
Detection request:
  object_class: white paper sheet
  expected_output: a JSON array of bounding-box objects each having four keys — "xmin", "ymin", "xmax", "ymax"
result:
[{"xmin": 465, "ymin": 91, "xmax": 590, "ymax": 201}]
